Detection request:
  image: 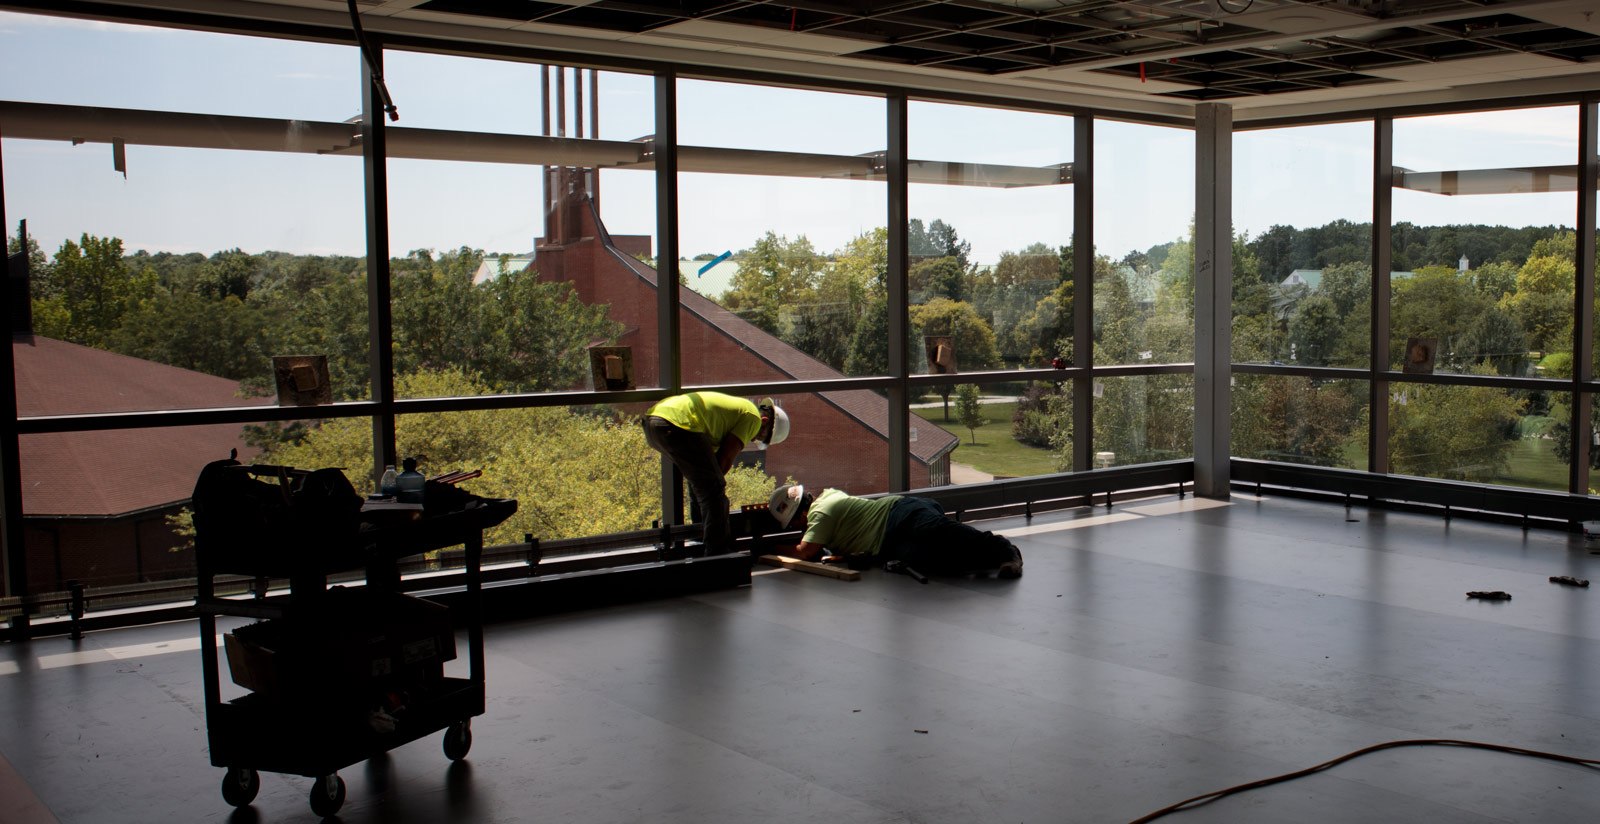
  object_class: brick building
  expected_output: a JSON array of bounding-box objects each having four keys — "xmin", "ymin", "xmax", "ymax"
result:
[{"xmin": 531, "ymin": 193, "xmax": 957, "ymax": 495}]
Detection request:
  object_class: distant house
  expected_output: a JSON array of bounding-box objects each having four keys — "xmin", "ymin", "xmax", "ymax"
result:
[
  {"xmin": 472, "ymin": 254, "xmax": 536, "ymax": 286},
  {"xmin": 679, "ymin": 257, "xmax": 738, "ymax": 299},
  {"xmin": 13, "ymin": 335, "xmax": 270, "ymax": 592},
  {"xmin": 1281, "ymin": 268, "xmax": 1323, "ymax": 290},
  {"xmin": 527, "ymin": 195, "xmax": 959, "ymax": 494}
]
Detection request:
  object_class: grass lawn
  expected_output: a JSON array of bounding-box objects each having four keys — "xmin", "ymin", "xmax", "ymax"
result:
[
  {"xmin": 914, "ymin": 404, "xmax": 1573, "ymax": 490},
  {"xmin": 914, "ymin": 401, "xmax": 1065, "ymax": 478},
  {"xmin": 1498, "ymin": 437, "xmax": 1568, "ymax": 492}
]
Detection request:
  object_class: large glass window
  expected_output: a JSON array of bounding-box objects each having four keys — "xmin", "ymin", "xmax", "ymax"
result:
[
  {"xmin": 2, "ymin": 14, "xmax": 361, "ymax": 600},
  {"xmin": 677, "ymin": 80, "xmax": 886, "ymax": 387},
  {"xmin": 1387, "ymin": 385, "xmax": 1566, "ymax": 492},
  {"xmin": 384, "ymin": 55, "xmax": 654, "ymax": 399},
  {"xmin": 1233, "ymin": 123, "xmax": 1373, "ymax": 368},
  {"xmin": 1094, "ymin": 120, "xmax": 1194, "ymax": 366},
  {"xmin": 1093, "ymin": 375, "xmax": 1194, "ymax": 467},
  {"xmin": 1392, "ymin": 107, "xmax": 1577, "ymax": 376},
  {"xmin": 1231, "ymin": 376, "xmax": 1367, "ymax": 469},
  {"xmin": 674, "ymin": 81, "xmax": 896, "ymax": 491},
  {"xmin": 906, "ymin": 101, "xmax": 1074, "ymax": 484}
]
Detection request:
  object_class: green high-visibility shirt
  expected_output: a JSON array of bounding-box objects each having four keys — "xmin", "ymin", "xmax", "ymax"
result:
[
  {"xmin": 646, "ymin": 391, "xmax": 763, "ymax": 447},
  {"xmin": 801, "ymin": 489, "xmax": 901, "ymax": 557}
]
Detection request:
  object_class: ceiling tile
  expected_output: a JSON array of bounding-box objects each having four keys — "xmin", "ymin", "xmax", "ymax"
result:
[{"xmin": 1362, "ymin": 52, "xmax": 1573, "ymax": 81}]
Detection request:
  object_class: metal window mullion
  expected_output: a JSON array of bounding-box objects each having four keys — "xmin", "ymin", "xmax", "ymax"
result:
[
  {"xmin": 362, "ymin": 41, "xmax": 397, "ymax": 482},
  {"xmin": 1194, "ymin": 103, "xmax": 1232, "ymax": 498},
  {"xmin": 1371, "ymin": 117, "xmax": 1393, "ymax": 475},
  {"xmin": 0, "ymin": 124, "xmax": 29, "ymax": 628},
  {"xmin": 1073, "ymin": 115, "xmax": 1093, "ymax": 474},
  {"xmin": 1573, "ymin": 98, "xmax": 1596, "ymax": 496},
  {"xmin": 654, "ymin": 68, "xmax": 684, "ymax": 524},
  {"xmin": 887, "ymin": 93, "xmax": 911, "ymax": 492}
]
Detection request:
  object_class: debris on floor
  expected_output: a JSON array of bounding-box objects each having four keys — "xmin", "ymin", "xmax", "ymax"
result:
[
  {"xmin": 1549, "ymin": 575, "xmax": 1589, "ymax": 588},
  {"xmin": 1467, "ymin": 590, "xmax": 1512, "ymax": 601}
]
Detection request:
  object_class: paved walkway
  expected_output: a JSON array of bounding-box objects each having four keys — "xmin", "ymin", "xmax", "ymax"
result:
[{"xmin": 949, "ymin": 461, "xmax": 994, "ymax": 484}]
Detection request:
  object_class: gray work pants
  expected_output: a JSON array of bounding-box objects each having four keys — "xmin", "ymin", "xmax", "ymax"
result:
[{"xmin": 641, "ymin": 415, "xmax": 729, "ymax": 553}]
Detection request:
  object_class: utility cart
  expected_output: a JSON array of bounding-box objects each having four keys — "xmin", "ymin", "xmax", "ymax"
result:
[{"xmin": 191, "ymin": 458, "xmax": 515, "ymax": 817}]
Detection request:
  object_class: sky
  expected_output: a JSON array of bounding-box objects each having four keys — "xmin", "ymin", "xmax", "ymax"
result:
[{"xmin": 0, "ymin": 10, "xmax": 1586, "ymax": 276}]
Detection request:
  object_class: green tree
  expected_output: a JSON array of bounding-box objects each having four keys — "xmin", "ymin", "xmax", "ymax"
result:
[
  {"xmin": 1382, "ymin": 364, "xmax": 1525, "ymax": 482},
  {"xmin": 33, "ymin": 233, "xmax": 154, "ymax": 348},
  {"xmin": 1287, "ymin": 295, "xmax": 1341, "ymax": 366},
  {"xmin": 1231, "ymin": 376, "xmax": 1360, "ymax": 467},
  {"xmin": 720, "ymin": 232, "xmax": 825, "ymax": 333},
  {"xmin": 389, "ymin": 249, "xmax": 621, "ymax": 393},
  {"xmin": 971, "ymin": 243, "xmax": 1059, "ymax": 364},
  {"xmin": 844, "ymin": 296, "xmax": 893, "ymax": 377},
  {"xmin": 112, "ymin": 291, "xmax": 274, "ymax": 380},
  {"xmin": 910, "ymin": 256, "xmax": 967, "ymax": 303},
  {"xmin": 6, "ymin": 221, "xmax": 49, "ymax": 279},
  {"xmin": 910, "ymin": 298, "xmax": 1002, "ymax": 372},
  {"xmin": 955, "ymin": 383, "xmax": 986, "ymax": 445},
  {"xmin": 265, "ymin": 370, "xmax": 782, "ymax": 545}
]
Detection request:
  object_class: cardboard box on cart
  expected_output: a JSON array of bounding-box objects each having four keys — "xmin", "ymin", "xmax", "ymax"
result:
[{"xmin": 224, "ymin": 587, "xmax": 455, "ymax": 698}]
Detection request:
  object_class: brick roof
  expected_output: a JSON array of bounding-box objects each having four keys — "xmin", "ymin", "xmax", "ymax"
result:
[{"xmin": 14, "ymin": 336, "xmax": 269, "ymax": 517}]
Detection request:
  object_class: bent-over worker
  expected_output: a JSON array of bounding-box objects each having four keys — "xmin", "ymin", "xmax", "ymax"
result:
[
  {"xmin": 642, "ymin": 391, "xmax": 791, "ymax": 554},
  {"xmin": 767, "ymin": 484, "xmax": 1022, "ymax": 578}
]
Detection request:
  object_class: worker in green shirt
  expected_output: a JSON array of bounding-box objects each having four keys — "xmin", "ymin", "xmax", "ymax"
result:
[
  {"xmin": 766, "ymin": 484, "xmax": 1022, "ymax": 578},
  {"xmin": 642, "ymin": 392, "xmax": 791, "ymax": 554}
]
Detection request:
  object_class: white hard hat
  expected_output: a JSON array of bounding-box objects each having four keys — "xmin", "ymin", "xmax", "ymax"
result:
[
  {"xmin": 768, "ymin": 483, "xmax": 805, "ymax": 528},
  {"xmin": 761, "ymin": 398, "xmax": 791, "ymax": 447}
]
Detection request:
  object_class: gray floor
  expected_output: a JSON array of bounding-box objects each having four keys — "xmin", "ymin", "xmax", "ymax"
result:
[{"xmin": 1, "ymin": 491, "xmax": 1597, "ymax": 823}]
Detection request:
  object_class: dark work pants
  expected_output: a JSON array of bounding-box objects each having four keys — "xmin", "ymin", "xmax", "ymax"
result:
[
  {"xmin": 879, "ymin": 497, "xmax": 1018, "ymax": 575},
  {"xmin": 641, "ymin": 415, "xmax": 729, "ymax": 553}
]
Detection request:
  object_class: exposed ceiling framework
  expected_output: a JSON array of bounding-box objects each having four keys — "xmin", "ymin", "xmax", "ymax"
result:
[{"xmin": 11, "ymin": 0, "xmax": 1600, "ymax": 119}]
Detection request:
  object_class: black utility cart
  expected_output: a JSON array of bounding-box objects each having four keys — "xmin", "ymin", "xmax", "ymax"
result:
[{"xmin": 191, "ymin": 459, "xmax": 515, "ymax": 817}]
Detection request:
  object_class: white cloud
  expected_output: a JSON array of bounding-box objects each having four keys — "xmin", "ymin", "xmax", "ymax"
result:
[{"xmin": 0, "ymin": 11, "xmax": 163, "ymax": 34}]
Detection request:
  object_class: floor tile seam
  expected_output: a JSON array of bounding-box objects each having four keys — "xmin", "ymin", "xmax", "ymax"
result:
[
  {"xmin": 488, "ymin": 656, "xmax": 921, "ymax": 824},
  {"xmin": 697, "ymin": 564, "xmax": 1587, "ymax": 723},
  {"xmin": 789, "ymin": 577, "xmax": 1600, "ymax": 743},
  {"xmin": 1188, "ymin": 502, "xmax": 1584, "ymax": 564},
  {"xmin": 1107, "ymin": 512, "xmax": 1590, "ymax": 579},
  {"xmin": 626, "ymin": 571, "xmax": 1599, "ymax": 735},
  {"xmin": 1059, "ymin": 539, "xmax": 1599, "ymax": 641}
]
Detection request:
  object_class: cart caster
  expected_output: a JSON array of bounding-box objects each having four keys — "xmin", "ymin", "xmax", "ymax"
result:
[
  {"xmin": 220, "ymin": 767, "xmax": 259, "ymax": 807},
  {"xmin": 309, "ymin": 774, "xmax": 346, "ymax": 818},
  {"xmin": 443, "ymin": 719, "xmax": 473, "ymax": 761}
]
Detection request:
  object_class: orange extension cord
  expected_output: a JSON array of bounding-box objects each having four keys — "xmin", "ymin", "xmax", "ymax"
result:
[{"xmin": 1127, "ymin": 738, "xmax": 1600, "ymax": 824}]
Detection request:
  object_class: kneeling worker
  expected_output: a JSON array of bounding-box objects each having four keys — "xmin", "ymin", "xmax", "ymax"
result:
[
  {"xmin": 643, "ymin": 392, "xmax": 790, "ymax": 554},
  {"xmin": 767, "ymin": 484, "xmax": 1022, "ymax": 578}
]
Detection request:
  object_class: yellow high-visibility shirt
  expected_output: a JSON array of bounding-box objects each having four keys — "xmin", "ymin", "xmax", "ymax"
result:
[{"xmin": 646, "ymin": 391, "xmax": 763, "ymax": 447}]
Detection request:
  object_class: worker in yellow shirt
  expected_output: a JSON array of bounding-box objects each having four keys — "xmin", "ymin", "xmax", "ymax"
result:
[{"xmin": 642, "ymin": 392, "xmax": 790, "ymax": 554}]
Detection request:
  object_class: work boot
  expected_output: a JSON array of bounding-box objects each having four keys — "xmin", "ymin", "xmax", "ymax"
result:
[{"xmin": 997, "ymin": 541, "xmax": 1023, "ymax": 579}]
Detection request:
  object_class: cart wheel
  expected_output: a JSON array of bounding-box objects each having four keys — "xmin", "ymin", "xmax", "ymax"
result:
[
  {"xmin": 220, "ymin": 767, "xmax": 259, "ymax": 807},
  {"xmin": 309, "ymin": 774, "xmax": 346, "ymax": 818},
  {"xmin": 443, "ymin": 720, "xmax": 473, "ymax": 761}
]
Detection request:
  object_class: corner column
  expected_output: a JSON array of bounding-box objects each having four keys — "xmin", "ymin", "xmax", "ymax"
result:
[{"xmin": 1194, "ymin": 103, "xmax": 1232, "ymax": 498}]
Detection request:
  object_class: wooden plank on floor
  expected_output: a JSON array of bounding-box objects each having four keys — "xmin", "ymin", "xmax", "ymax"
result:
[
  {"xmin": 0, "ymin": 751, "xmax": 59, "ymax": 824},
  {"xmin": 757, "ymin": 555, "xmax": 861, "ymax": 581}
]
